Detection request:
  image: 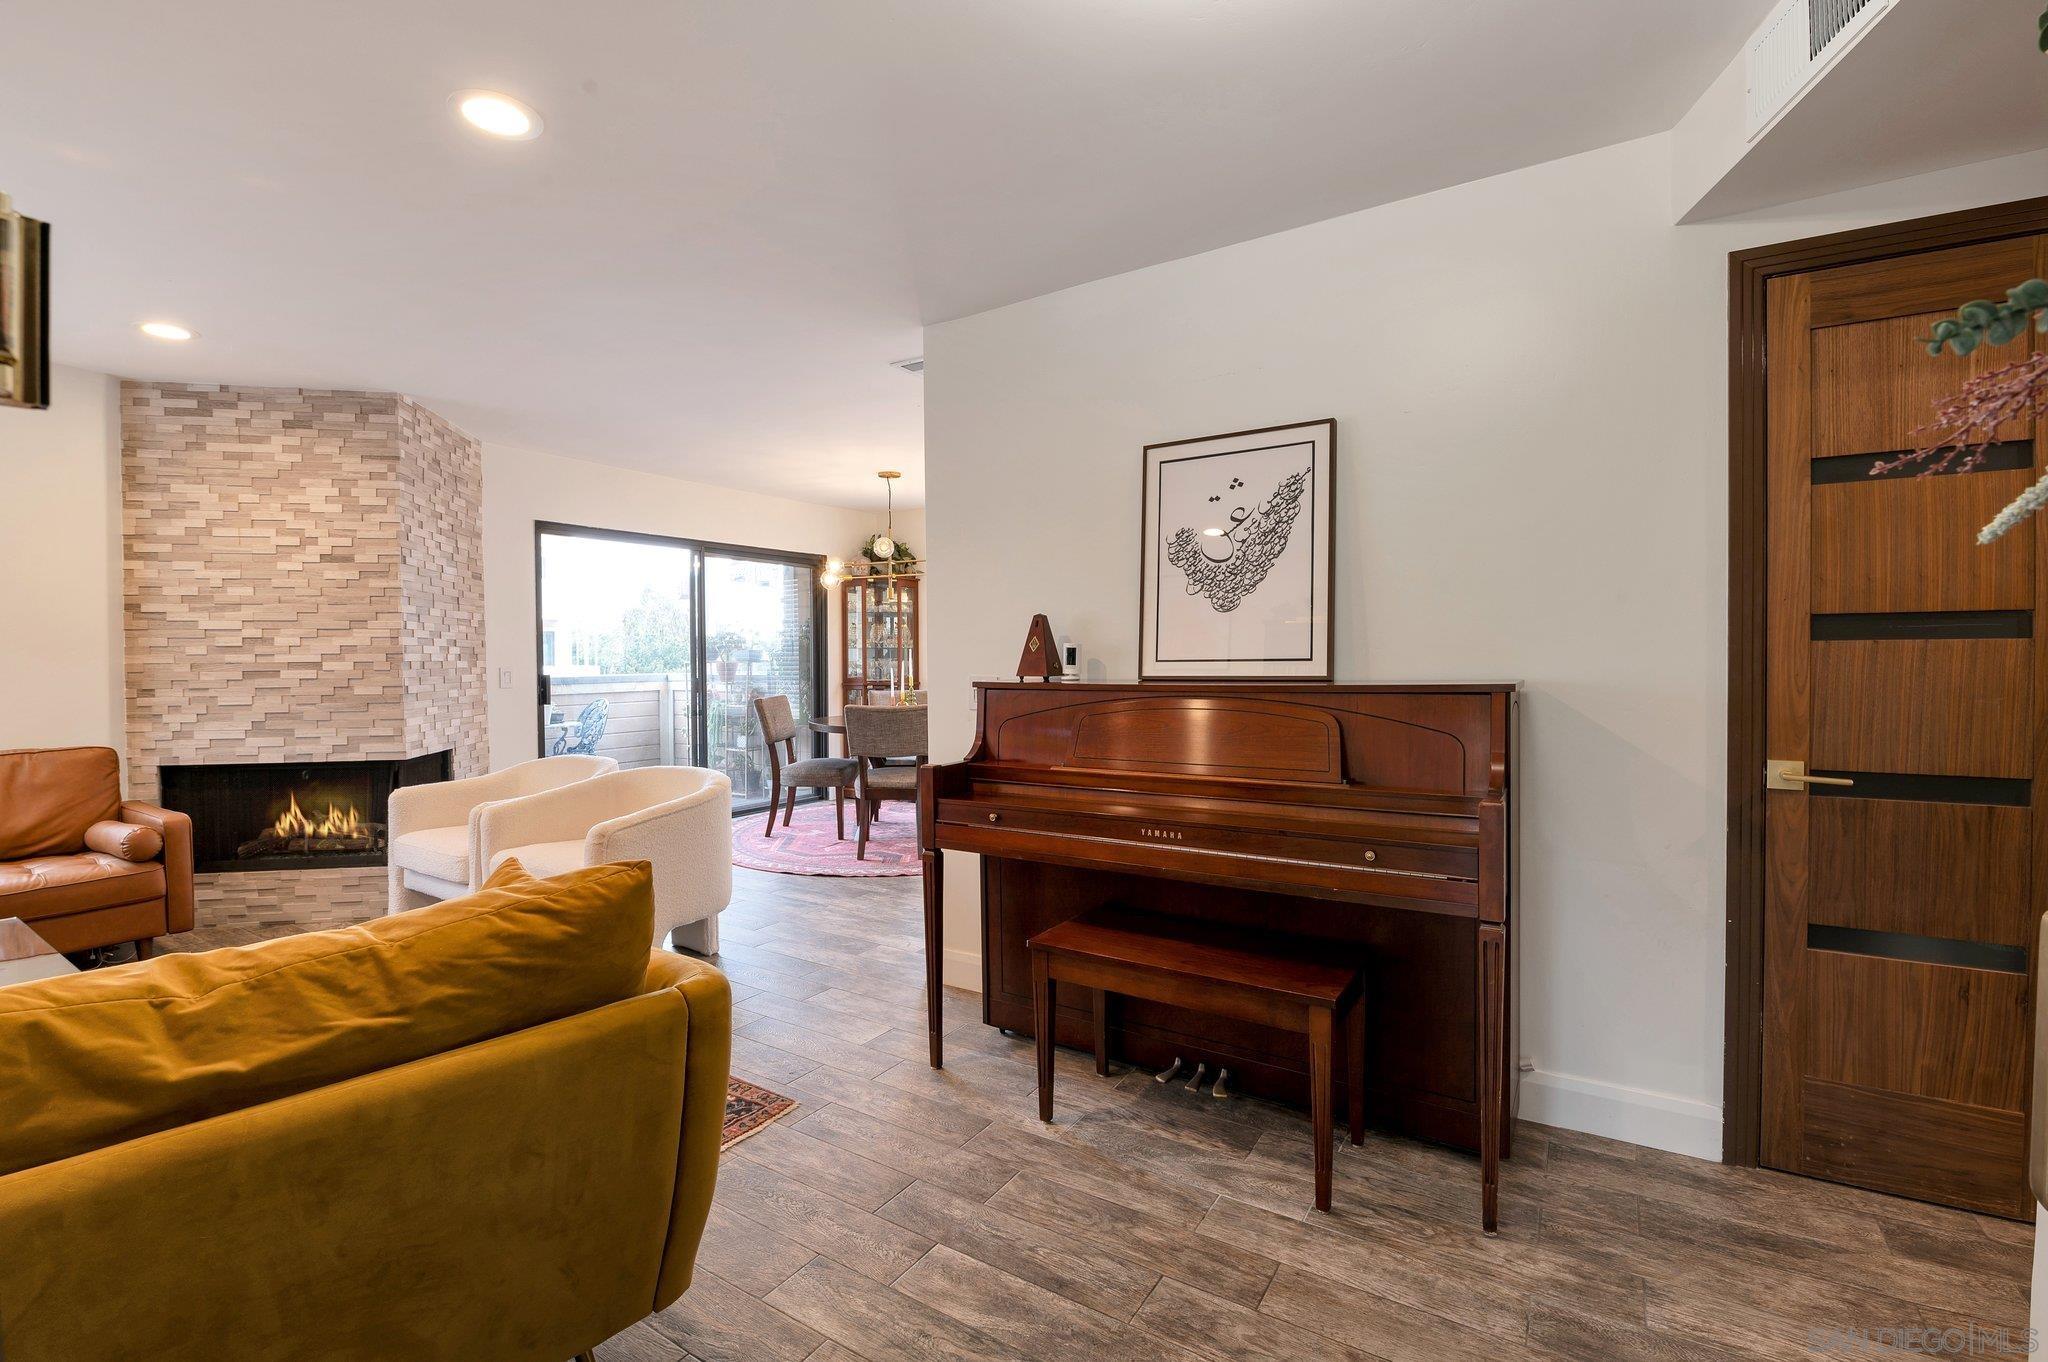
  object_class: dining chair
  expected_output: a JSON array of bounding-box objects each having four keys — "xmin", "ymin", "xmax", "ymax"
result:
[
  {"xmin": 842, "ymin": 704, "xmax": 928, "ymax": 860},
  {"xmin": 753, "ymin": 694, "xmax": 856, "ymax": 838}
]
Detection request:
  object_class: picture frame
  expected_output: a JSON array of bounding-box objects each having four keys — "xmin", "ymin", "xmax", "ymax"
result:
[
  {"xmin": 0, "ymin": 192, "xmax": 50, "ymax": 411},
  {"xmin": 1138, "ymin": 418, "xmax": 1335, "ymax": 681}
]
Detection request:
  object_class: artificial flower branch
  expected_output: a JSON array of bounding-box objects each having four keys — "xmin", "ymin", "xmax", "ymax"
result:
[{"xmin": 1886, "ymin": 281, "xmax": 2048, "ymax": 543}]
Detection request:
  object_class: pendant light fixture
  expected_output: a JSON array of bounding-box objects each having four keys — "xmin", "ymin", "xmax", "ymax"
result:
[
  {"xmin": 823, "ymin": 471, "xmax": 923, "ymax": 588},
  {"xmin": 823, "ymin": 471, "xmax": 924, "ymax": 702}
]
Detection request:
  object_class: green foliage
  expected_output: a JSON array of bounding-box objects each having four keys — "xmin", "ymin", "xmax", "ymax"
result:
[
  {"xmin": 1924, "ymin": 279, "xmax": 2048, "ymax": 356},
  {"xmin": 2040, "ymin": 2, "xmax": 2047, "ymax": 51},
  {"xmin": 613, "ymin": 589, "xmax": 694, "ymax": 673},
  {"xmin": 705, "ymin": 629, "xmax": 750, "ymax": 663}
]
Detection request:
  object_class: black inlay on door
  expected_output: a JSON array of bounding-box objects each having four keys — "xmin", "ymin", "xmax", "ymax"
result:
[
  {"xmin": 1806, "ymin": 771, "xmax": 2031, "ymax": 806},
  {"xmin": 1808, "ymin": 923, "xmax": 2027, "ymax": 974},
  {"xmin": 1811, "ymin": 610, "xmax": 2031, "ymax": 641},
  {"xmin": 1809, "ymin": 440, "xmax": 2034, "ymax": 484}
]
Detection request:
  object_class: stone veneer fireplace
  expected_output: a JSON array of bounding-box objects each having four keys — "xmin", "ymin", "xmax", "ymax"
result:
[{"xmin": 123, "ymin": 382, "xmax": 486, "ymax": 930}]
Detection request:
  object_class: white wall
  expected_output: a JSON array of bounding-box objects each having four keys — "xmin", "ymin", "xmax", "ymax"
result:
[
  {"xmin": 0, "ymin": 365, "xmax": 124, "ymax": 756},
  {"xmin": 482, "ymin": 441, "xmax": 882, "ymax": 766},
  {"xmin": 923, "ymin": 134, "xmax": 2048, "ymax": 1159}
]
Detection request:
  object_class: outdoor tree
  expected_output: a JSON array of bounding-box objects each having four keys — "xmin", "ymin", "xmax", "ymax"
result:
[{"xmin": 610, "ymin": 589, "xmax": 694, "ymax": 673}]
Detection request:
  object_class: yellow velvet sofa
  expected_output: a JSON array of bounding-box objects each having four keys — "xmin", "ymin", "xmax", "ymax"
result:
[{"xmin": 0, "ymin": 858, "xmax": 731, "ymax": 1362}]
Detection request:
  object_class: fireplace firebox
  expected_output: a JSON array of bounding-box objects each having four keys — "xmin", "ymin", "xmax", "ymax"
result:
[{"xmin": 159, "ymin": 752, "xmax": 452, "ymax": 873}]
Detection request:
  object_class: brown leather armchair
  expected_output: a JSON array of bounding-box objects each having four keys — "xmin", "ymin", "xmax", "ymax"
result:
[{"xmin": 0, "ymin": 746, "xmax": 193, "ymax": 957}]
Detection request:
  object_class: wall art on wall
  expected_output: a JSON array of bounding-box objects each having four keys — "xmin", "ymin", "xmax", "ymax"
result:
[
  {"xmin": 1139, "ymin": 418, "xmax": 1334, "ymax": 680},
  {"xmin": 0, "ymin": 191, "xmax": 50, "ymax": 410}
]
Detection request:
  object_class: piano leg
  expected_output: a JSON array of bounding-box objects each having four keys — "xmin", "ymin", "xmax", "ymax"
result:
[
  {"xmin": 1478, "ymin": 922, "xmax": 1506, "ymax": 1235},
  {"xmin": 1346, "ymin": 986, "xmax": 1366, "ymax": 1146},
  {"xmin": 922, "ymin": 847, "xmax": 944, "ymax": 1068},
  {"xmin": 1032, "ymin": 952, "xmax": 1056, "ymax": 1122},
  {"xmin": 1308, "ymin": 1007, "xmax": 1334, "ymax": 1213},
  {"xmin": 1093, "ymin": 989, "xmax": 1111, "ymax": 1076}
]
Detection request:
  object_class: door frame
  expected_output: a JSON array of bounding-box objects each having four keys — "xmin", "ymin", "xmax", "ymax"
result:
[
  {"xmin": 531, "ymin": 520, "xmax": 830, "ymax": 791},
  {"xmin": 1724, "ymin": 194, "xmax": 2048, "ymax": 1165}
]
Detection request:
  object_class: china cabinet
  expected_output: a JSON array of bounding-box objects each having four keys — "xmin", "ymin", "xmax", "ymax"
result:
[{"xmin": 841, "ymin": 574, "xmax": 920, "ymax": 705}]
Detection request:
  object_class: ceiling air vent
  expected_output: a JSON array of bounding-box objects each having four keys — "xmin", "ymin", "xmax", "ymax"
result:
[
  {"xmin": 890, "ymin": 356, "xmax": 925, "ymax": 375},
  {"xmin": 1745, "ymin": 0, "xmax": 1891, "ymax": 139},
  {"xmin": 1808, "ymin": 0, "xmax": 1874, "ymax": 56}
]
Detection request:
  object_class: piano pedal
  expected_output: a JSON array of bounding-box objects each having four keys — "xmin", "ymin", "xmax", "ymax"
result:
[
  {"xmin": 1211, "ymin": 1068, "xmax": 1233, "ymax": 1099},
  {"xmin": 1183, "ymin": 1062, "xmax": 1209, "ymax": 1093},
  {"xmin": 1154, "ymin": 1057, "xmax": 1185, "ymax": 1084}
]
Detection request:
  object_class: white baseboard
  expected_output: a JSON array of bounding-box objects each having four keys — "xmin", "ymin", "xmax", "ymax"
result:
[
  {"xmin": 1517, "ymin": 1068, "xmax": 1722, "ymax": 1161},
  {"xmin": 927, "ymin": 948, "xmax": 1720, "ymax": 1162},
  {"xmin": 941, "ymin": 948, "xmax": 982, "ymax": 992}
]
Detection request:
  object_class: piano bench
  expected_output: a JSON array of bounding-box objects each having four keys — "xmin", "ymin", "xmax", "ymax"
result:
[{"xmin": 1025, "ymin": 908, "xmax": 1366, "ymax": 1213}]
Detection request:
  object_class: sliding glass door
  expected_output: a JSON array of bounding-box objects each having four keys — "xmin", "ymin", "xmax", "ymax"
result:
[
  {"xmin": 703, "ymin": 553, "xmax": 820, "ymax": 804},
  {"xmin": 536, "ymin": 524, "xmax": 823, "ymax": 815}
]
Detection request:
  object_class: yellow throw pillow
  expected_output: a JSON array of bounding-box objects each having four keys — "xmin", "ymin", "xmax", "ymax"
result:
[{"xmin": 0, "ymin": 858, "xmax": 654, "ymax": 1177}]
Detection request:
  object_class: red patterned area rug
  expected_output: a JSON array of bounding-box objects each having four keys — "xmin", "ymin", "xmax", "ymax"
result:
[
  {"xmin": 730, "ymin": 799, "xmax": 922, "ymax": 878},
  {"xmin": 722, "ymin": 1078, "xmax": 796, "ymax": 1152}
]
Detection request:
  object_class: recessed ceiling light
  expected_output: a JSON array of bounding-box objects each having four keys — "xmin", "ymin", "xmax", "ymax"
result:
[
  {"xmin": 452, "ymin": 90, "xmax": 542, "ymax": 140},
  {"xmin": 138, "ymin": 321, "xmax": 194, "ymax": 342}
]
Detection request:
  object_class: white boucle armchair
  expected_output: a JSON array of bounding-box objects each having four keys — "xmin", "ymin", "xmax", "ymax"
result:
[
  {"xmin": 473, "ymin": 766, "xmax": 733, "ymax": 955},
  {"xmin": 385, "ymin": 755, "xmax": 618, "ymax": 914}
]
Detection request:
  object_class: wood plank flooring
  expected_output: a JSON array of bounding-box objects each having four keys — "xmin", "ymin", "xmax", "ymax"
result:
[{"xmin": 175, "ymin": 864, "xmax": 2038, "ymax": 1361}]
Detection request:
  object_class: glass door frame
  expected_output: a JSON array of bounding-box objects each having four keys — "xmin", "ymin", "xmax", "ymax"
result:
[{"xmin": 532, "ymin": 521, "xmax": 829, "ymax": 787}]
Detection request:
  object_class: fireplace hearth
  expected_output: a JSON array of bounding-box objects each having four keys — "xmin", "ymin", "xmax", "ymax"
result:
[{"xmin": 160, "ymin": 752, "xmax": 451, "ymax": 874}]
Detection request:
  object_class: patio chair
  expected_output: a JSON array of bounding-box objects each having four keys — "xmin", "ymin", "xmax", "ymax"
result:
[{"xmin": 551, "ymin": 697, "xmax": 610, "ymax": 757}]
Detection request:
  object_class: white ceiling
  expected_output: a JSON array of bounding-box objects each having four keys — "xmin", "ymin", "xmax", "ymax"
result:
[
  {"xmin": 4, "ymin": 0, "xmax": 1771, "ymax": 508},
  {"xmin": 1685, "ymin": 0, "xmax": 2048, "ymax": 222}
]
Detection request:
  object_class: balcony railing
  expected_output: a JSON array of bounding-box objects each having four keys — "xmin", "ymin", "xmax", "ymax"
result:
[{"xmin": 545, "ymin": 669, "xmax": 814, "ymax": 808}]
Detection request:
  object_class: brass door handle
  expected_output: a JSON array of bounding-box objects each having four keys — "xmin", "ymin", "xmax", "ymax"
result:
[
  {"xmin": 987, "ymin": 812, "xmax": 1000, "ymax": 823},
  {"xmin": 1766, "ymin": 760, "xmax": 1854, "ymax": 791}
]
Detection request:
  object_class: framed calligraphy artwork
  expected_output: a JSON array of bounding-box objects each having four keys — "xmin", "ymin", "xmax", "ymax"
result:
[{"xmin": 1139, "ymin": 419, "xmax": 1334, "ymax": 681}]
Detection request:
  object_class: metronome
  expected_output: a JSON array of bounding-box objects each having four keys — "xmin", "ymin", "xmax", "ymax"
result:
[{"xmin": 1016, "ymin": 614, "xmax": 1064, "ymax": 681}]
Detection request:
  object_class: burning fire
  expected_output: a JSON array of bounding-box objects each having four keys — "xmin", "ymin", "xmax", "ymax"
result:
[{"xmin": 272, "ymin": 791, "xmax": 365, "ymax": 841}]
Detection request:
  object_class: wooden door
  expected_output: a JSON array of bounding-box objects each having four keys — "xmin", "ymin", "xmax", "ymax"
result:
[{"xmin": 1764, "ymin": 236, "xmax": 2046, "ymax": 1217}]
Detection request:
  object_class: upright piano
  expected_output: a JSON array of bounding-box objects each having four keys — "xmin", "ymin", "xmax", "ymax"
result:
[{"xmin": 916, "ymin": 680, "xmax": 1518, "ymax": 1229}]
